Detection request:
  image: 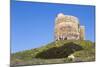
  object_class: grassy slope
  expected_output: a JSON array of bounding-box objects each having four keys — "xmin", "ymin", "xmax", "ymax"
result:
[{"xmin": 11, "ymin": 40, "xmax": 95, "ymax": 66}]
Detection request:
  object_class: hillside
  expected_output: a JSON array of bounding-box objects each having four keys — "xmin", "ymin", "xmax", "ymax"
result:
[{"xmin": 11, "ymin": 40, "xmax": 95, "ymax": 66}]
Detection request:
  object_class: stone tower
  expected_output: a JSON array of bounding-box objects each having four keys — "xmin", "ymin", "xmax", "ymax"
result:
[
  {"xmin": 80, "ymin": 26, "xmax": 85, "ymax": 40},
  {"xmin": 54, "ymin": 13, "xmax": 85, "ymax": 40}
]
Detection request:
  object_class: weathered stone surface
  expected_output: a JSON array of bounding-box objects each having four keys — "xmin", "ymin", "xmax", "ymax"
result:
[{"xmin": 55, "ymin": 13, "xmax": 85, "ymax": 40}]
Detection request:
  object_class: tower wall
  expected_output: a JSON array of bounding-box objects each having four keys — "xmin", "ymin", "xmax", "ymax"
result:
[
  {"xmin": 80, "ymin": 26, "xmax": 85, "ymax": 40},
  {"xmin": 55, "ymin": 13, "xmax": 81, "ymax": 40}
]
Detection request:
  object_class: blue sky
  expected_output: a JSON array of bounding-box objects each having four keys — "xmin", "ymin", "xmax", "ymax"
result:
[{"xmin": 11, "ymin": 1, "xmax": 95, "ymax": 53}]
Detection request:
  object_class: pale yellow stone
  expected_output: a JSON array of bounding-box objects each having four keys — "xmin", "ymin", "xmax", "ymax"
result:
[{"xmin": 54, "ymin": 13, "xmax": 85, "ymax": 40}]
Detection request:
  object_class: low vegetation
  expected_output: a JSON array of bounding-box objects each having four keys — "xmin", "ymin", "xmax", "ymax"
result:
[{"xmin": 11, "ymin": 40, "xmax": 95, "ymax": 66}]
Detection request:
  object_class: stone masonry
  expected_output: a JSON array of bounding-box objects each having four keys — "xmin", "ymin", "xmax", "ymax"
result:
[{"xmin": 54, "ymin": 13, "xmax": 85, "ymax": 40}]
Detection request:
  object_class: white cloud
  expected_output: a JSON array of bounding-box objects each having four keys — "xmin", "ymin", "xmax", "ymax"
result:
[{"xmin": 16, "ymin": 0, "xmax": 95, "ymax": 5}]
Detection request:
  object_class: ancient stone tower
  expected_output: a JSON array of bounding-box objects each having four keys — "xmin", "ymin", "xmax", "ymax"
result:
[{"xmin": 54, "ymin": 13, "xmax": 85, "ymax": 40}]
